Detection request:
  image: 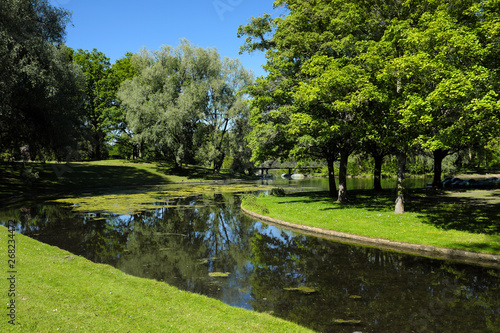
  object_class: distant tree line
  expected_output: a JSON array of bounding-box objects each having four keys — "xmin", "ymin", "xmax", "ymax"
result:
[
  {"xmin": 1, "ymin": 0, "xmax": 254, "ymax": 175},
  {"xmin": 238, "ymin": 0, "xmax": 500, "ymax": 212}
]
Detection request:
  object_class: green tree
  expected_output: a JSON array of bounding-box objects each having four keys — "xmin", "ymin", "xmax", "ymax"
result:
[
  {"xmin": 109, "ymin": 53, "xmax": 140, "ymax": 158},
  {"xmin": 0, "ymin": 0, "xmax": 82, "ymax": 160},
  {"xmin": 118, "ymin": 40, "xmax": 253, "ymax": 170},
  {"xmin": 194, "ymin": 57, "xmax": 253, "ymax": 173},
  {"xmin": 239, "ymin": 0, "xmax": 386, "ymax": 201},
  {"xmin": 377, "ymin": 4, "xmax": 500, "ymax": 189},
  {"xmin": 73, "ymin": 48, "xmax": 120, "ymax": 160},
  {"xmin": 239, "ymin": 6, "xmax": 343, "ymax": 198},
  {"xmin": 240, "ymin": 0, "xmax": 500, "ymax": 211}
]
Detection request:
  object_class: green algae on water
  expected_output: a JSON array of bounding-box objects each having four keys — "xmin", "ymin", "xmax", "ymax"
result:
[
  {"xmin": 51, "ymin": 183, "xmax": 273, "ymax": 214},
  {"xmin": 209, "ymin": 272, "xmax": 231, "ymax": 278},
  {"xmin": 283, "ymin": 286, "xmax": 317, "ymax": 294}
]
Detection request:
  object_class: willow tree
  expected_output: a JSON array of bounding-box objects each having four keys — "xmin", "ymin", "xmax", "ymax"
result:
[
  {"xmin": 118, "ymin": 40, "xmax": 253, "ymax": 170},
  {"xmin": 195, "ymin": 57, "xmax": 253, "ymax": 173}
]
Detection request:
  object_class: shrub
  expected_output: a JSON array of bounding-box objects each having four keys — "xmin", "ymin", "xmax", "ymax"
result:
[{"xmin": 270, "ymin": 187, "xmax": 286, "ymax": 197}]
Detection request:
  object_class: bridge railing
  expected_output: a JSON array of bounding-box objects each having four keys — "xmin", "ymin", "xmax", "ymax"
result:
[{"xmin": 257, "ymin": 161, "xmax": 326, "ymax": 169}]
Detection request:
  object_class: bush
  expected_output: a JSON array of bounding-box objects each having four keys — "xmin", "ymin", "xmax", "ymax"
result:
[
  {"xmin": 270, "ymin": 187, "xmax": 286, "ymax": 196},
  {"xmin": 20, "ymin": 166, "xmax": 39, "ymax": 186}
]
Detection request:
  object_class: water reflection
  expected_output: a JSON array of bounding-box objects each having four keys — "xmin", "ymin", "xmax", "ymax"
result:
[
  {"xmin": 250, "ymin": 225, "xmax": 500, "ymax": 332},
  {"xmin": 1, "ymin": 189, "xmax": 499, "ymax": 333},
  {"xmin": 258, "ymin": 176, "xmax": 432, "ymax": 192}
]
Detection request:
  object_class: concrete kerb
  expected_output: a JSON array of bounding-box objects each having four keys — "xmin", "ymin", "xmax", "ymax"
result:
[{"xmin": 240, "ymin": 205, "xmax": 500, "ymax": 269}]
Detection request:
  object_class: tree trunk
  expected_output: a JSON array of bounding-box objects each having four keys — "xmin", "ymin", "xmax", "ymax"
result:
[
  {"xmin": 213, "ymin": 152, "xmax": 226, "ymax": 174},
  {"xmin": 326, "ymin": 155, "xmax": 337, "ymax": 198},
  {"xmin": 132, "ymin": 145, "xmax": 137, "ymax": 160},
  {"xmin": 92, "ymin": 130, "xmax": 106, "ymax": 160},
  {"xmin": 337, "ymin": 149, "xmax": 349, "ymax": 203},
  {"xmin": 93, "ymin": 133, "xmax": 102, "ymax": 160},
  {"xmin": 213, "ymin": 119, "xmax": 229, "ymax": 174},
  {"xmin": 395, "ymin": 153, "xmax": 406, "ymax": 214},
  {"xmin": 373, "ymin": 153, "xmax": 383, "ymax": 191},
  {"xmin": 432, "ymin": 149, "xmax": 448, "ymax": 189}
]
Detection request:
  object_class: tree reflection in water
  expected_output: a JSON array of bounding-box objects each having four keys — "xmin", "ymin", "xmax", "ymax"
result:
[{"xmin": 1, "ymin": 193, "xmax": 499, "ymax": 333}]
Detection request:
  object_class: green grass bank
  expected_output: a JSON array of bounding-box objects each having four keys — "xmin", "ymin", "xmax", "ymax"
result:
[
  {"xmin": 0, "ymin": 225, "xmax": 313, "ymax": 332},
  {"xmin": 0, "ymin": 160, "xmax": 256, "ymax": 203},
  {"xmin": 242, "ymin": 190, "xmax": 500, "ymax": 256}
]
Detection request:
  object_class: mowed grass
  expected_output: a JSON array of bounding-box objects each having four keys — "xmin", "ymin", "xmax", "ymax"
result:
[
  {"xmin": 0, "ymin": 160, "xmax": 255, "ymax": 201},
  {"xmin": 0, "ymin": 226, "xmax": 313, "ymax": 333},
  {"xmin": 242, "ymin": 189, "xmax": 500, "ymax": 254}
]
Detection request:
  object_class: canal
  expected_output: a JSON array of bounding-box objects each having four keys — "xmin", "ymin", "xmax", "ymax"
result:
[{"xmin": 1, "ymin": 177, "xmax": 499, "ymax": 332}]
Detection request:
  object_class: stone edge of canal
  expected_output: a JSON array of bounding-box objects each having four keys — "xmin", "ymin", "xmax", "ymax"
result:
[{"xmin": 240, "ymin": 205, "xmax": 500, "ymax": 269}]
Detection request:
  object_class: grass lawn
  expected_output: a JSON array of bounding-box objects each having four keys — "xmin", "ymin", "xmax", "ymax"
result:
[
  {"xmin": 0, "ymin": 160, "xmax": 256, "ymax": 203},
  {"xmin": 0, "ymin": 225, "xmax": 313, "ymax": 332},
  {"xmin": 242, "ymin": 189, "xmax": 500, "ymax": 255}
]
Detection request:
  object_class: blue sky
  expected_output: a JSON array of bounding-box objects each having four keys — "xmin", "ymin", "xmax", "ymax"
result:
[{"xmin": 49, "ymin": 0, "xmax": 282, "ymax": 78}]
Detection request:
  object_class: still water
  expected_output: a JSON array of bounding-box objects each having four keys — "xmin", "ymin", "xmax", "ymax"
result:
[{"xmin": 2, "ymin": 178, "xmax": 500, "ymax": 332}]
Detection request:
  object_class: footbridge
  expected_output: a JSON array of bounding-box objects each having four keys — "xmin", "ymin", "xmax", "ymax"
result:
[{"xmin": 257, "ymin": 161, "xmax": 326, "ymax": 175}]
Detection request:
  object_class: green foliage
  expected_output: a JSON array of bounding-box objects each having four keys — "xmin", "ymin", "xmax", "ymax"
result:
[
  {"xmin": 239, "ymin": 0, "xmax": 500, "ymax": 205},
  {"xmin": 73, "ymin": 48, "xmax": 120, "ymax": 160},
  {"xmin": 485, "ymin": 138, "xmax": 500, "ymax": 167},
  {"xmin": 0, "ymin": 0, "xmax": 82, "ymax": 159},
  {"xmin": 118, "ymin": 40, "xmax": 253, "ymax": 171},
  {"xmin": 270, "ymin": 187, "xmax": 286, "ymax": 197},
  {"xmin": 347, "ymin": 155, "xmax": 373, "ymax": 177},
  {"xmin": 20, "ymin": 165, "xmax": 40, "ymax": 186},
  {"xmin": 110, "ymin": 133, "xmax": 135, "ymax": 159},
  {"xmin": 221, "ymin": 156, "xmax": 233, "ymax": 169}
]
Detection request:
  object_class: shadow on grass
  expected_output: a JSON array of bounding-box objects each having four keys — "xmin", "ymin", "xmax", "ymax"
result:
[
  {"xmin": 155, "ymin": 163, "xmax": 254, "ymax": 181},
  {"xmin": 1, "ymin": 162, "xmax": 165, "ymax": 195},
  {"xmin": 275, "ymin": 191, "xmax": 337, "ymax": 206},
  {"xmin": 0, "ymin": 162, "xmax": 169, "ymax": 205},
  {"xmin": 449, "ymin": 236, "xmax": 500, "ymax": 253},
  {"xmin": 0, "ymin": 161, "xmax": 257, "ymax": 207},
  {"xmin": 276, "ymin": 189, "xmax": 500, "ymax": 236},
  {"xmin": 57, "ymin": 164, "xmax": 169, "ymax": 187},
  {"xmin": 407, "ymin": 191, "xmax": 500, "ymax": 235},
  {"xmin": 278, "ymin": 190, "xmax": 397, "ymax": 211}
]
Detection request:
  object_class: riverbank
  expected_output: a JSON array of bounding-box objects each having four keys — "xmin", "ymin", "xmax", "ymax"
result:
[
  {"xmin": 241, "ymin": 190, "xmax": 500, "ymax": 265},
  {"xmin": 0, "ymin": 160, "xmax": 257, "ymax": 205},
  {"xmin": 0, "ymin": 225, "xmax": 313, "ymax": 332}
]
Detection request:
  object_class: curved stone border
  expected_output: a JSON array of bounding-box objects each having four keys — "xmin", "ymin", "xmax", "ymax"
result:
[{"xmin": 241, "ymin": 205, "xmax": 500, "ymax": 269}]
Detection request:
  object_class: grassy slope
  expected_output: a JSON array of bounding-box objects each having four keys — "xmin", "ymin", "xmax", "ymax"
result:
[
  {"xmin": 0, "ymin": 160, "xmax": 255, "ymax": 200},
  {"xmin": 0, "ymin": 226, "xmax": 313, "ymax": 332},
  {"xmin": 242, "ymin": 190, "xmax": 500, "ymax": 254}
]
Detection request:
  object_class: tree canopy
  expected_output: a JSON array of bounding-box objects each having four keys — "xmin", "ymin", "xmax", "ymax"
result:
[
  {"xmin": 238, "ymin": 0, "xmax": 500, "ymax": 211},
  {"xmin": 118, "ymin": 40, "xmax": 253, "ymax": 171},
  {"xmin": 0, "ymin": 0, "xmax": 82, "ymax": 160}
]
